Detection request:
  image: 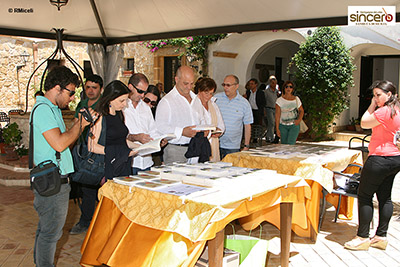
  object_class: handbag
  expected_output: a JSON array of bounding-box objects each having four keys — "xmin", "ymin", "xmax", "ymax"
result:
[
  {"xmin": 224, "ymin": 224, "xmax": 268, "ymax": 267},
  {"xmin": 296, "ymin": 97, "xmax": 308, "ymax": 133},
  {"xmin": 70, "ymin": 117, "xmax": 105, "ymax": 185},
  {"xmin": 29, "ymin": 104, "xmax": 62, "ymax": 197},
  {"xmin": 299, "ymin": 120, "xmax": 308, "ymax": 133}
]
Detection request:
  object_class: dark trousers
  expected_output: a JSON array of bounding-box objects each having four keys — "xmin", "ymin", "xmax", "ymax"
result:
[
  {"xmin": 357, "ymin": 155, "xmax": 400, "ymax": 238},
  {"xmin": 252, "ymin": 109, "xmax": 263, "ymax": 125},
  {"xmin": 78, "ymin": 184, "xmax": 99, "ymax": 227}
]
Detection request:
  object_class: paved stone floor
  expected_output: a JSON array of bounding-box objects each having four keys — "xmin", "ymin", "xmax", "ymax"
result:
[{"xmin": 2, "ymin": 143, "xmax": 400, "ymax": 266}]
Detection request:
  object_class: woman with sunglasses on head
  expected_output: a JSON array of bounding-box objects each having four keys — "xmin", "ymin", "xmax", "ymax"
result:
[
  {"xmin": 275, "ymin": 81, "xmax": 304, "ymax": 145},
  {"xmin": 88, "ymin": 80, "xmax": 139, "ymax": 181},
  {"xmin": 345, "ymin": 80, "xmax": 400, "ymax": 251},
  {"xmin": 144, "ymin": 85, "xmax": 160, "ymax": 117},
  {"xmin": 193, "ymin": 77, "xmax": 225, "ymax": 162}
]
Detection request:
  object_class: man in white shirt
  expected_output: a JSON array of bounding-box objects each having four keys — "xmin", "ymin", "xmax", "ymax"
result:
[
  {"xmin": 155, "ymin": 66, "xmax": 201, "ymax": 164},
  {"xmin": 124, "ymin": 73, "xmax": 160, "ymax": 174}
]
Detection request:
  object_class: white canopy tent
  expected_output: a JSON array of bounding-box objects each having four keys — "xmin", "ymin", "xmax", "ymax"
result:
[{"xmin": 1, "ymin": 0, "xmax": 399, "ymax": 45}]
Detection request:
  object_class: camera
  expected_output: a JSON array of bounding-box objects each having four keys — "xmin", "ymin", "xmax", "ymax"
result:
[{"xmin": 79, "ymin": 107, "xmax": 93, "ymax": 123}]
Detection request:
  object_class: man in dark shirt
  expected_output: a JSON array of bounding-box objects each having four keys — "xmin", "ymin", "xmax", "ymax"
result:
[
  {"xmin": 245, "ymin": 78, "xmax": 265, "ymax": 125},
  {"xmin": 70, "ymin": 74, "xmax": 103, "ymax": 235}
]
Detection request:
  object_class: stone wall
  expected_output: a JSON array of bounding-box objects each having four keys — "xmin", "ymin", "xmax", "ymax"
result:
[
  {"xmin": 9, "ymin": 111, "xmax": 75, "ymax": 148},
  {"xmin": 0, "ymin": 36, "xmax": 90, "ymax": 113}
]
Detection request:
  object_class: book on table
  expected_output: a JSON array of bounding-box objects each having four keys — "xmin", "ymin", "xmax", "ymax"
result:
[
  {"xmin": 133, "ymin": 133, "xmax": 175, "ymax": 156},
  {"xmin": 113, "ymin": 176, "xmax": 142, "ymax": 186}
]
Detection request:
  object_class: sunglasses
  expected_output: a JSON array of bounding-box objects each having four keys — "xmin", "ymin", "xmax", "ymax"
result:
[
  {"xmin": 143, "ymin": 97, "xmax": 157, "ymax": 106},
  {"xmin": 285, "ymin": 85, "xmax": 293, "ymax": 88},
  {"xmin": 221, "ymin": 83, "xmax": 237, "ymax": 88},
  {"xmin": 132, "ymin": 84, "xmax": 146, "ymax": 94},
  {"xmin": 63, "ymin": 87, "xmax": 76, "ymax": 97}
]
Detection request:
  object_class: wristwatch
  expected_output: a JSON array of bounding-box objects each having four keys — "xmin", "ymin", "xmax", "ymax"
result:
[{"xmin": 244, "ymin": 144, "xmax": 250, "ymax": 148}]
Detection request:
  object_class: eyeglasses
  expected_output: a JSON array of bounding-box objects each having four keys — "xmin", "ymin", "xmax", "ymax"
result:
[
  {"xmin": 285, "ymin": 85, "xmax": 293, "ymax": 88},
  {"xmin": 63, "ymin": 87, "xmax": 75, "ymax": 97},
  {"xmin": 132, "ymin": 84, "xmax": 146, "ymax": 94},
  {"xmin": 221, "ymin": 83, "xmax": 237, "ymax": 88},
  {"xmin": 143, "ymin": 97, "xmax": 157, "ymax": 106}
]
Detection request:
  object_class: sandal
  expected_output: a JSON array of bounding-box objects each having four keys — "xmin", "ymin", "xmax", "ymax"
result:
[
  {"xmin": 370, "ymin": 236, "xmax": 388, "ymax": 250},
  {"xmin": 344, "ymin": 236, "xmax": 371, "ymax": 251}
]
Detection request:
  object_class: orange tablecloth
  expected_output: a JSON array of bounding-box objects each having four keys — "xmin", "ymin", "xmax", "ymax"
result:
[
  {"xmin": 222, "ymin": 144, "xmax": 362, "ymax": 238},
  {"xmin": 80, "ymin": 173, "xmax": 311, "ymax": 267}
]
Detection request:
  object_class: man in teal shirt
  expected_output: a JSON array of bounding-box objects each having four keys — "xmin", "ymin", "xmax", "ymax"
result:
[
  {"xmin": 30, "ymin": 66, "xmax": 95, "ymax": 266},
  {"xmin": 70, "ymin": 74, "xmax": 103, "ymax": 235}
]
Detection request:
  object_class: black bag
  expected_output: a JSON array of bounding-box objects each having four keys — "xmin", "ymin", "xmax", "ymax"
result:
[
  {"xmin": 70, "ymin": 118, "xmax": 105, "ymax": 185},
  {"xmin": 29, "ymin": 104, "xmax": 62, "ymax": 197},
  {"xmin": 344, "ymin": 180, "xmax": 359, "ymax": 195},
  {"xmin": 70, "ymin": 141, "xmax": 104, "ymax": 185},
  {"xmin": 30, "ymin": 160, "xmax": 61, "ymax": 197}
]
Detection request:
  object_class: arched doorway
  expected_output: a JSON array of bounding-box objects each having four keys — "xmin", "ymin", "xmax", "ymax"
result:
[{"xmin": 246, "ymin": 40, "xmax": 299, "ymax": 88}]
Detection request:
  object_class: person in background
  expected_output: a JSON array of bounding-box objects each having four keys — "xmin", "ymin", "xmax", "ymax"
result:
[
  {"xmin": 215, "ymin": 75, "xmax": 253, "ymax": 159},
  {"xmin": 264, "ymin": 75, "xmax": 279, "ymax": 143},
  {"xmin": 90, "ymin": 80, "xmax": 139, "ymax": 180},
  {"xmin": 70, "ymin": 74, "xmax": 103, "ymax": 235},
  {"xmin": 156, "ymin": 82, "xmax": 165, "ymax": 98},
  {"xmin": 275, "ymin": 81, "xmax": 304, "ymax": 145},
  {"xmin": 193, "ymin": 77, "xmax": 225, "ymax": 162},
  {"xmin": 155, "ymin": 66, "xmax": 202, "ymax": 164},
  {"xmin": 124, "ymin": 74, "xmax": 165, "ymax": 175},
  {"xmin": 30, "ymin": 66, "xmax": 95, "ymax": 266},
  {"xmin": 245, "ymin": 78, "xmax": 266, "ymax": 125},
  {"xmin": 345, "ymin": 80, "xmax": 400, "ymax": 251},
  {"xmin": 144, "ymin": 85, "xmax": 160, "ymax": 117}
]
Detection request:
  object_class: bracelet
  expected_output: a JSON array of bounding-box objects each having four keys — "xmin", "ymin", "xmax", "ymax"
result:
[{"xmin": 244, "ymin": 144, "xmax": 250, "ymax": 148}]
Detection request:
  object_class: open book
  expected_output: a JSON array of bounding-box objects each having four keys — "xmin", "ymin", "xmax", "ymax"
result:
[{"xmin": 133, "ymin": 133, "xmax": 175, "ymax": 156}]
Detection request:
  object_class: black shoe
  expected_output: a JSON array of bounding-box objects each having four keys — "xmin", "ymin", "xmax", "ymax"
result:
[
  {"xmin": 69, "ymin": 223, "xmax": 88, "ymax": 235},
  {"xmin": 272, "ymin": 136, "xmax": 280, "ymax": 144}
]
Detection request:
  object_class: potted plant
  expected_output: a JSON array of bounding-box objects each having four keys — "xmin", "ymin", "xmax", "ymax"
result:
[
  {"xmin": 2, "ymin": 122, "xmax": 23, "ymax": 161},
  {"xmin": 347, "ymin": 117, "xmax": 356, "ymax": 131},
  {"xmin": 354, "ymin": 118, "xmax": 363, "ymax": 133},
  {"xmin": 15, "ymin": 143, "xmax": 29, "ymax": 163}
]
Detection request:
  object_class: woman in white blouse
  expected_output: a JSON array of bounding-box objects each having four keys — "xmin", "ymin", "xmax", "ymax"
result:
[{"xmin": 193, "ymin": 78, "xmax": 225, "ymax": 162}]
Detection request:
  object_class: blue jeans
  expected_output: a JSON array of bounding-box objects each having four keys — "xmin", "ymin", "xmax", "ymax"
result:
[
  {"xmin": 132, "ymin": 166, "xmax": 151, "ymax": 175},
  {"xmin": 33, "ymin": 184, "xmax": 70, "ymax": 267},
  {"xmin": 264, "ymin": 108, "xmax": 275, "ymax": 142},
  {"xmin": 220, "ymin": 148, "xmax": 240, "ymax": 160},
  {"xmin": 279, "ymin": 124, "xmax": 300, "ymax": 145}
]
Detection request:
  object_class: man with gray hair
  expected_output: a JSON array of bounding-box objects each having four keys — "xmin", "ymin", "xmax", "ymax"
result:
[
  {"xmin": 155, "ymin": 66, "xmax": 201, "ymax": 164},
  {"xmin": 215, "ymin": 75, "xmax": 253, "ymax": 159},
  {"xmin": 264, "ymin": 75, "xmax": 280, "ymax": 143}
]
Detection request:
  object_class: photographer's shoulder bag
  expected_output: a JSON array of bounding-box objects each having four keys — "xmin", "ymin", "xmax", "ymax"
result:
[{"xmin": 29, "ymin": 104, "xmax": 63, "ymax": 197}]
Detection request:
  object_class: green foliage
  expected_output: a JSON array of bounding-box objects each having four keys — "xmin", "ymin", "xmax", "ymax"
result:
[
  {"xmin": 15, "ymin": 144, "xmax": 28, "ymax": 156},
  {"xmin": 289, "ymin": 27, "xmax": 355, "ymax": 140},
  {"xmin": 2, "ymin": 122, "xmax": 23, "ymax": 146},
  {"xmin": 141, "ymin": 34, "xmax": 228, "ymax": 75}
]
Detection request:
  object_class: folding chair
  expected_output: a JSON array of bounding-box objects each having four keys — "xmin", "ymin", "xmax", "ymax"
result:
[
  {"xmin": 319, "ymin": 163, "xmax": 363, "ymax": 231},
  {"xmin": 331, "ymin": 163, "xmax": 362, "ymax": 222},
  {"xmin": 349, "ymin": 134, "xmax": 370, "ymax": 164}
]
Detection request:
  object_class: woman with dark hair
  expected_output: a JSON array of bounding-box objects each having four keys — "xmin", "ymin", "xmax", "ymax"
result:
[
  {"xmin": 275, "ymin": 81, "xmax": 304, "ymax": 145},
  {"xmin": 144, "ymin": 85, "xmax": 160, "ymax": 117},
  {"xmin": 345, "ymin": 80, "xmax": 400, "ymax": 251},
  {"xmin": 193, "ymin": 77, "xmax": 225, "ymax": 161},
  {"xmin": 88, "ymin": 80, "xmax": 138, "ymax": 181}
]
